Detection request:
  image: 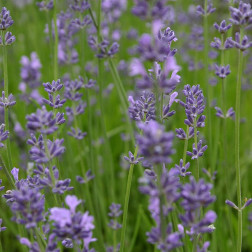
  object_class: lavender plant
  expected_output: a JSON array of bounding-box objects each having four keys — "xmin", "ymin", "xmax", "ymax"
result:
[{"xmin": 0, "ymin": 1, "xmax": 252, "ymax": 252}]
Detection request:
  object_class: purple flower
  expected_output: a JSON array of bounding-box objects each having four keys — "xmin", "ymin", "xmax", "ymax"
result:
[
  {"xmin": 28, "ymin": 136, "xmax": 65, "ymax": 164},
  {"xmin": 136, "ymin": 121, "xmax": 174, "ymax": 164},
  {"xmin": 43, "ymin": 79, "xmax": 63, "ymax": 94},
  {"xmin": 136, "ymin": 28, "xmax": 177, "ymax": 62},
  {"xmin": 229, "ymin": 2, "xmax": 252, "ymax": 27},
  {"xmin": 173, "ymin": 159, "xmax": 191, "ymax": 177},
  {"xmin": 49, "ymin": 195, "xmax": 96, "ymax": 248},
  {"xmin": 0, "ymin": 7, "xmax": 14, "ymax": 30},
  {"xmin": 88, "ymin": 36, "xmax": 119, "ymax": 58},
  {"xmin": 215, "ymin": 107, "xmax": 235, "ymax": 119},
  {"xmin": 0, "ymin": 91, "xmax": 16, "ymax": 108},
  {"xmin": 215, "ymin": 64, "xmax": 231, "ymax": 79},
  {"xmin": 227, "ymin": 32, "xmax": 252, "ymax": 51},
  {"xmin": 108, "ymin": 203, "xmax": 123, "ymax": 218},
  {"xmin": 0, "ymin": 124, "xmax": 9, "ymax": 148},
  {"xmin": 20, "ymin": 52, "xmax": 42, "ymax": 91},
  {"xmin": 128, "ymin": 92, "xmax": 156, "ymax": 122},
  {"xmin": 181, "ymin": 177, "xmax": 216, "ymax": 211},
  {"xmin": 180, "ymin": 177, "xmax": 216, "ymax": 240},
  {"xmin": 26, "ymin": 106, "xmax": 62, "ymax": 135},
  {"xmin": 175, "ymin": 127, "xmax": 195, "ymax": 140},
  {"xmin": 196, "ymin": 4, "xmax": 216, "ymax": 16},
  {"xmin": 3, "ymin": 179, "xmax": 45, "ymax": 229},
  {"xmin": 147, "ymin": 224, "xmax": 184, "ymax": 251},
  {"xmin": 0, "ymin": 31, "xmax": 15, "ymax": 45},
  {"xmin": 67, "ymin": 127, "xmax": 87, "ymax": 140},
  {"xmin": 0, "ymin": 219, "xmax": 6, "ymax": 232},
  {"xmin": 70, "ymin": 0, "xmax": 90, "ymax": 13},
  {"xmin": 187, "ymin": 140, "xmax": 208, "ymax": 160},
  {"xmin": 124, "ymin": 151, "xmax": 144, "ymax": 165},
  {"xmin": 214, "ymin": 20, "xmax": 232, "ymax": 34},
  {"xmin": 76, "ymin": 170, "xmax": 95, "ymax": 184},
  {"xmin": 37, "ymin": 0, "xmax": 53, "ymax": 11},
  {"xmin": 180, "ymin": 85, "xmax": 206, "ymax": 128}
]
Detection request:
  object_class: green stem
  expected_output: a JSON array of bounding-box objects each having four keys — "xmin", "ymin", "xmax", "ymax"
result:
[
  {"xmin": 183, "ymin": 126, "xmax": 189, "ymax": 166},
  {"xmin": 119, "ymin": 145, "xmax": 138, "ymax": 252},
  {"xmin": 193, "ymin": 119, "xmax": 199, "ymax": 181},
  {"xmin": 128, "ymin": 205, "xmax": 142, "ymax": 252},
  {"xmin": 53, "ymin": 0, "xmax": 58, "ymax": 80},
  {"xmin": 1, "ymin": 31, "xmax": 14, "ymax": 186},
  {"xmin": 203, "ymin": 0, "xmax": 213, "ymax": 172},
  {"xmin": 235, "ymin": 47, "xmax": 243, "ymax": 252}
]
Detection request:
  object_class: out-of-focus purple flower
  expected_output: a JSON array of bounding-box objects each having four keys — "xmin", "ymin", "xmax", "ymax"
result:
[
  {"xmin": 0, "ymin": 31, "xmax": 16, "ymax": 46},
  {"xmin": 3, "ymin": 179, "xmax": 45, "ymax": 229},
  {"xmin": 197, "ymin": 241, "xmax": 210, "ymax": 252},
  {"xmin": 37, "ymin": 0, "xmax": 53, "ymax": 11},
  {"xmin": 20, "ymin": 52, "xmax": 42, "ymax": 92},
  {"xmin": 229, "ymin": 2, "xmax": 252, "ymax": 27},
  {"xmin": 136, "ymin": 27, "xmax": 177, "ymax": 62},
  {"xmin": 88, "ymin": 36, "xmax": 119, "ymax": 58},
  {"xmin": 0, "ymin": 219, "xmax": 6, "ymax": 232},
  {"xmin": 108, "ymin": 203, "xmax": 123, "ymax": 218},
  {"xmin": 0, "ymin": 7, "xmax": 14, "ymax": 30},
  {"xmin": 180, "ymin": 177, "xmax": 216, "ymax": 239},
  {"xmin": 215, "ymin": 107, "xmax": 235, "ymax": 119},
  {"xmin": 0, "ymin": 124, "xmax": 9, "ymax": 148},
  {"xmin": 70, "ymin": 16, "xmax": 92, "ymax": 29},
  {"xmin": 34, "ymin": 165, "xmax": 73, "ymax": 194},
  {"xmin": 215, "ymin": 64, "xmax": 231, "ymax": 79},
  {"xmin": 49, "ymin": 195, "xmax": 96, "ymax": 249},
  {"xmin": 211, "ymin": 37, "xmax": 233, "ymax": 50},
  {"xmin": 227, "ymin": 32, "xmax": 252, "ymax": 51},
  {"xmin": 124, "ymin": 151, "xmax": 143, "ymax": 165},
  {"xmin": 0, "ymin": 91, "xmax": 16, "ymax": 108},
  {"xmin": 187, "ymin": 140, "xmax": 208, "ymax": 160},
  {"xmin": 214, "ymin": 20, "xmax": 232, "ymax": 34},
  {"xmin": 147, "ymin": 223, "xmax": 183, "ymax": 251},
  {"xmin": 128, "ymin": 92, "xmax": 155, "ymax": 122},
  {"xmin": 26, "ymin": 106, "xmax": 65, "ymax": 135},
  {"xmin": 136, "ymin": 121, "xmax": 174, "ymax": 164},
  {"xmin": 67, "ymin": 127, "xmax": 87, "ymax": 140},
  {"xmin": 140, "ymin": 168, "xmax": 180, "ymax": 223},
  {"xmin": 76, "ymin": 170, "xmax": 95, "ymax": 184},
  {"xmin": 28, "ymin": 135, "xmax": 65, "ymax": 164},
  {"xmin": 163, "ymin": 92, "xmax": 178, "ymax": 119},
  {"xmin": 181, "ymin": 177, "xmax": 216, "ymax": 211},
  {"xmin": 102, "ymin": 0, "xmax": 127, "ymax": 22},
  {"xmin": 108, "ymin": 203, "xmax": 123, "ymax": 230},
  {"xmin": 19, "ymin": 237, "xmax": 40, "ymax": 251},
  {"xmin": 202, "ymin": 168, "xmax": 217, "ymax": 181},
  {"xmin": 196, "ymin": 4, "xmax": 216, "ymax": 16},
  {"xmin": 70, "ymin": 0, "xmax": 90, "ymax": 13},
  {"xmin": 132, "ymin": 0, "xmax": 174, "ymax": 22}
]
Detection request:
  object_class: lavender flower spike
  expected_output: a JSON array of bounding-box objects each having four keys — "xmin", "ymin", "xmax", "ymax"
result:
[
  {"xmin": 0, "ymin": 91, "xmax": 16, "ymax": 107},
  {"xmin": 187, "ymin": 140, "xmax": 208, "ymax": 160},
  {"xmin": 0, "ymin": 7, "xmax": 14, "ymax": 30},
  {"xmin": 0, "ymin": 124, "xmax": 9, "ymax": 148},
  {"xmin": 214, "ymin": 20, "xmax": 232, "ymax": 34},
  {"xmin": 124, "ymin": 151, "xmax": 143, "ymax": 165},
  {"xmin": 136, "ymin": 120, "xmax": 174, "ymax": 164}
]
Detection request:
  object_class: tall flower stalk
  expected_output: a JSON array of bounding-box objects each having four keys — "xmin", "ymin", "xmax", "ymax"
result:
[
  {"xmin": 235, "ymin": 45, "xmax": 243, "ymax": 252},
  {"xmin": 0, "ymin": 8, "xmax": 16, "ymax": 187},
  {"xmin": 53, "ymin": 0, "xmax": 58, "ymax": 80}
]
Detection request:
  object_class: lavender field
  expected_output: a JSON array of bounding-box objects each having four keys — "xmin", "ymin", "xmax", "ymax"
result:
[{"xmin": 0, "ymin": 0, "xmax": 252, "ymax": 251}]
